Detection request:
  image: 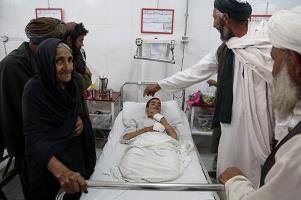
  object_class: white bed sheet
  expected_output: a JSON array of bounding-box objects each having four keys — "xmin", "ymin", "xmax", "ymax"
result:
[{"xmin": 80, "ymin": 111, "xmax": 215, "ymax": 200}]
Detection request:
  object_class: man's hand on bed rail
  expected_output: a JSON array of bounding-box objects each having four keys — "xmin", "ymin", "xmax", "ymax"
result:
[
  {"xmin": 47, "ymin": 156, "xmax": 87, "ymax": 194},
  {"xmin": 143, "ymin": 83, "xmax": 161, "ymax": 97},
  {"xmin": 218, "ymin": 167, "xmax": 245, "ymax": 184}
]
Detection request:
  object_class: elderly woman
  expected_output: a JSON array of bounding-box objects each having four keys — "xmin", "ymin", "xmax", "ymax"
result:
[
  {"xmin": 121, "ymin": 97, "xmax": 177, "ymax": 143},
  {"xmin": 22, "ymin": 38, "xmax": 96, "ymax": 200}
]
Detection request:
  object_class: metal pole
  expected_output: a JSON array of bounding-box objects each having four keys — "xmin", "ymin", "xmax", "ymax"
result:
[
  {"xmin": 134, "ymin": 55, "xmax": 176, "ymax": 64},
  {"xmin": 86, "ymin": 180, "xmax": 224, "ymax": 192},
  {"xmin": 56, "ymin": 181, "xmax": 224, "ymax": 200},
  {"xmin": 179, "ymin": 0, "xmax": 190, "ymax": 110}
]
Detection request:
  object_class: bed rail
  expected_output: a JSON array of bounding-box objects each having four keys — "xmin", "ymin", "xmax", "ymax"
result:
[
  {"xmin": 88, "ymin": 180, "xmax": 224, "ymax": 191},
  {"xmin": 120, "ymin": 81, "xmax": 183, "ymax": 109},
  {"xmin": 120, "ymin": 81, "xmax": 156, "ymax": 109},
  {"xmin": 56, "ymin": 181, "xmax": 224, "ymax": 200}
]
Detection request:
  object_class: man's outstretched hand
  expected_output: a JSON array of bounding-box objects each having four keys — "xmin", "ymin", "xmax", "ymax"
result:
[{"xmin": 143, "ymin": 83, "xmax": 161, "ymax": 97}]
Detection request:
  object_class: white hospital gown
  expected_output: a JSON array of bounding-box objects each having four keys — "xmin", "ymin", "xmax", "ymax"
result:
[{"xmin": 158, "ymin": 33, "xmax": 274, "ymax": 186}]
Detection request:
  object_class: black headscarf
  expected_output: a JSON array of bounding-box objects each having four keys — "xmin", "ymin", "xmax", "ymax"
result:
[
  {"xmin": 214, "ymin": 0, "xmax": 252, "ymax": 21},
  {"xmin": 22, "ymin": 38, "xmax": 95, "ymax": 196}
]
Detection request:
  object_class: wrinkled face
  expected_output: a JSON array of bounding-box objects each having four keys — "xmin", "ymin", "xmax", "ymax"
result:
[
  {"xmin": 146, "ymin": 99, "xmax": 161, "ymax": 116},
  {"xmin": 75, "ymin": 35, "xmax": 85, "ymax": 49},
  {"xmin": 212, "ymin": 9, "xmax": 233, "ymax": 41},
  {"xmin": 55, "ymin": 46, "xmax": 73, "ymax": 89},
  {"xmin": 271, "ymin": 47, "xmax": 301, "ymax": 119}
]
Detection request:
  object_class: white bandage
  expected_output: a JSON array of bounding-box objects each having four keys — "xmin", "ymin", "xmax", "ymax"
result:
[
  {"xmin": 153, "ymin": 122, "xmax": 165, "ymax": 132},
  {"xmin": 153, "ymin": 113, "xmax": 164, "ymax": 122}
]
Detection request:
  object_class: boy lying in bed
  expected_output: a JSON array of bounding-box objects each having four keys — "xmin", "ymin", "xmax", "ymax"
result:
[
  {"xmin": 113, "ymin": 98, "xmax": 192, "ymax": 182},
  {"xmin": 121, "ymin": 97, "xmax": 177, "ymax": 143}
]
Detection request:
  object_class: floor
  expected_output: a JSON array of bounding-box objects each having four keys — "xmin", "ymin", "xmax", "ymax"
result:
[{"xmin": 1, "ymin": 134, "xmax": 216, "ymax": 200}]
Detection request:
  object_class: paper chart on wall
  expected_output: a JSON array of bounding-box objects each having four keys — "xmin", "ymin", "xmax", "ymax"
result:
[
  {"xmin": 141, "ymin": 9, "xmax": 174, "ymax": 34},
  {"xmin": 36, "ymin": 8, "xmax": 63, "ymax": 20},
  {"xmin": 248, "ymin": 15, "xmax": 271, "ymax": 36}
]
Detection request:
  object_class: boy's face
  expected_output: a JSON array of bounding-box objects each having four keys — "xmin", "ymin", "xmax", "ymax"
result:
[{"xmin": 146, "ymin": 99, "xmax": 161, "ymax": 117}]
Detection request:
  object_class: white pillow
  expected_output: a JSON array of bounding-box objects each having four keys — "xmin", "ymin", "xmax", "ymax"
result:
[{"xmin": 122, "ymin": 100, "xmax": 182, "ymax": 127}]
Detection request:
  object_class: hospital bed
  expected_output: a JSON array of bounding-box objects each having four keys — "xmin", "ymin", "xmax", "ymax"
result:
[{"xmin": 56, "ymin": 82, "xmax": 223, "ymax": 200}]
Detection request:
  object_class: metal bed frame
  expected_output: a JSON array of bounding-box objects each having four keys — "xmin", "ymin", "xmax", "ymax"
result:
[
  {"xmin": 0, "ymin": 154, "xmax": 18, "ymax": 200},
  {"xmin": 56, "ymin": 81, "xmax": 224, "ymax": 200}
]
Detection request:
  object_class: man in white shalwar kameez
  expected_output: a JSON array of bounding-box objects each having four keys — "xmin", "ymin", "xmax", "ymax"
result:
[
  {"xmin": 218, "ymin": 6, "xmax": 301, "ymax": 200},
  {"xmin": 144, "ymin": 0, "xmax": 274, "ymax": 186}
]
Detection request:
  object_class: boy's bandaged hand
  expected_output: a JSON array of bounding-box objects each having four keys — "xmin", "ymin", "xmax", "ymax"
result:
[
  {"xmin": 153, "ymin": 113, "xmax": 164, "ymax": 122},
  {"xmin": 153, "ymin": 122, "xmax": 165, "ymax": 132}
]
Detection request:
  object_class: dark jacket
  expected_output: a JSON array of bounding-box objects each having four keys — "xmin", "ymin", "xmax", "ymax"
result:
[{"xmin": 0, "ymin": 42, "xmax": 36, "ymax": 156}]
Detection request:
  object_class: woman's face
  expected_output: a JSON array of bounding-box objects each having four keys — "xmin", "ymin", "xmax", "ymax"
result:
[{"xmin": 55, "ymin": 46, "xmax": 73, "ymax": 89}]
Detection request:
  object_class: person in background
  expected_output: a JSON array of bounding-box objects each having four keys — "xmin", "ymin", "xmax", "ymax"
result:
[
  {"xmin": 219, "ymin": 6, "xmax": 301, "ymax": 200},
  {"xmin": 144, "ymin": 0, "xmax": 274, "ymax": 186},
  {"xmin": 64, "ymin": 22, "xmax": 92, "ymax": 116},
  {"xmin": 0, "ymin": 17, "xmax": 66, "ymax": 200},
  {"xmin": 121, "ymin": 98, "xmax": 177, "ymax": 143},
  {"xmin": 22, "ymin": 38, "xmax": 96, "ymax": 200}
]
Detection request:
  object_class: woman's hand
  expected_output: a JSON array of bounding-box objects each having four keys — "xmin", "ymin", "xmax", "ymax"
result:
[
  {"xmin": 56, "ymin": 168, "xmax": 87, "ymax": 194},
  {"xmin": 47, "ymin": 156, "xmax": 87, "ymax": 194},
  {"xmin": 74, "ymin": 116, "xmax": 83, "ymax": 136}
]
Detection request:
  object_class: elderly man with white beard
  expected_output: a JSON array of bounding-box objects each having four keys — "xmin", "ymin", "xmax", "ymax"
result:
[{"xmin": 218, "ymin": 6, "xmax": 301, "ymax": 200}]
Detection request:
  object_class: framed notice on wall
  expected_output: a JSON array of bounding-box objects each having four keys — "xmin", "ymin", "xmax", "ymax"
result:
[
  {"xmin": 249, "ymin": 15, "xmax": 271, "ymax": 35},
  {"xmin": 249, "ymin": 15, "xmax": 271, "ymax": 24},
  {"xmin": 141, "ymin": 8, "xmax": 174, "ymax": 34},
  {"xmin": 35, "ymin": 8, "xmax": 63, "ymax": 20}
]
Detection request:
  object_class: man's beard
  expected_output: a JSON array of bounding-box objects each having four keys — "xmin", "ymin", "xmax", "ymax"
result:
[
  {"xmin": 219, "ymin": 25, "xmax": 234, "ymax": 41},
  {"xmin": 71, "ymin": 44, "xmax": 81, "ymax": 57},
  {"xmin": 272, "ymin": 63, "xmax": 300, "ymax": 119}
]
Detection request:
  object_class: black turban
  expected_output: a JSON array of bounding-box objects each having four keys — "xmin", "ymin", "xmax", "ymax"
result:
[
  {"xmin": 25, "ymin": 17, "xmax": 66, "ymax": 44},
  {"xmin": 214, "ymin": 0, "xmax": 252, "ymax": 21}
]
